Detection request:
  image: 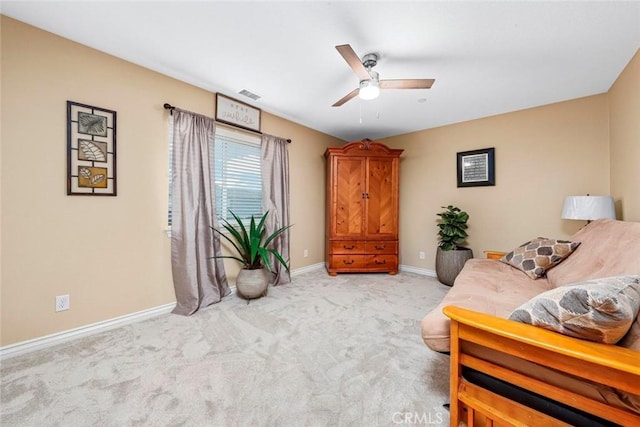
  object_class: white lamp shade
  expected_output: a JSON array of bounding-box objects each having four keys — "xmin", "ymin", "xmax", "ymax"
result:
[{"xmin": 561, "ymin": 196, "xmax": 616, "ymax": 221}]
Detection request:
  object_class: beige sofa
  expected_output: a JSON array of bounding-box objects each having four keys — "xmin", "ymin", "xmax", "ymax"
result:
[{"xmin": 421, "ymin": 219, "xmax": 640, "ymax": 425}]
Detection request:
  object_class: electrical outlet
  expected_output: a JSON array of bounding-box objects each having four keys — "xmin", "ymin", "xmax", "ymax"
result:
[
  {"xmin": 303, "ymin": 249, "xmax": 309, "ymax": 258},
  {"xmin": 56, "ymin": 294, "xmax": 70, "ymax": 312},
  {"xmin": 419, "ymin": 251, "xmax": 426, "ymax": 260}
]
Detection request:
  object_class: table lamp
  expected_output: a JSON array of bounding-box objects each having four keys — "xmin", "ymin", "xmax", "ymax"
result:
[{"xmin": 561, "ymin": 195, "xmax": 616, "ymax": 224}]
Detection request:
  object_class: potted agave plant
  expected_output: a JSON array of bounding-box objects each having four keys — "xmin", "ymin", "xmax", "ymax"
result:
[
  {"xmin": 211, "ymin": 210, "xmax": 291, "ymax": 299},
  {"xmin": 435, "ymin": 205, "xmax": 473, "ymax": 286}
]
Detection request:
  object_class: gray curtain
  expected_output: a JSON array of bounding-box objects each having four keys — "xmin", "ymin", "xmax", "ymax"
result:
[
  {"xmin": 171, "ymin": 109, "xmax": 230, "ymax": 315},
  {"xmin": 261, "ymin": 134, "xmax": 291, "ymax": 285}
]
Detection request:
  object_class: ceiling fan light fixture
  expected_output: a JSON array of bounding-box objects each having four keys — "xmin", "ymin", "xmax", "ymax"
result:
[
  {"xmin": 359, "ymin": 79, "xmax": 380, "ymax": 100},
  {"xmin": 333, "ymin": 44, "xmax": 434, "ymax": 107}
]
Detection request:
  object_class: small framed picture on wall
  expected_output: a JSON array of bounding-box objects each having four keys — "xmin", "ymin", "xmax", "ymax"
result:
[{"xmin": 457, "ymin": 147, "xmax": 495, "ymax": 187}]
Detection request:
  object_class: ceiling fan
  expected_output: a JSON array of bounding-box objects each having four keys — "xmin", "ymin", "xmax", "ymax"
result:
[{"xmin": 332, "ymin": 44, "xmax": 435, "ymax": 107}]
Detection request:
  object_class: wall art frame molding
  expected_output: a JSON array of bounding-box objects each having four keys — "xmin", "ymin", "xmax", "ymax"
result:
[
  {"xmin": 457, "ymin": 147, "xmax": 495, "ymax": 187},
  {"xmin": 67, "ymin": 101, "xmax": 117, "ymax": 196},
  {"xmin": 215, "ymin": 93, "xmax": 261, "ymax": 133}
]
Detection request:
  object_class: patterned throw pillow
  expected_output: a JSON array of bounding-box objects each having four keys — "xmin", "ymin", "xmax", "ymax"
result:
[
  {"xmin": 509, "ymin": 276, "xmax": 640, "ymax": 344},
  {"xmin": 500, "ymin": 237, "xmax": 580, "ymax": 279}
]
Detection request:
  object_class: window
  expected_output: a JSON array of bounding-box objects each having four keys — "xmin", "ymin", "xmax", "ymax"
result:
[
  {"xmin": 168, "ymin": 121, "xmax": 262, "ymax": 226},
  {"xmin": 214, "ymin": 127, "xmax": 262, "ymax": 223}
]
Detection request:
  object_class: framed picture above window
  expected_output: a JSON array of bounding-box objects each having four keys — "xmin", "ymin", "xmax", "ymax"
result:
[
  {"xmin": 457, "ymin": 147, "xmax": 495, "ymax": 187},
  {"xmin": 67, "ymin": 101, "xmax": 117, "ymax": 196},
  {"xmin": 215, "ymin": 93, "xmax": 261, "ymax": 133}
]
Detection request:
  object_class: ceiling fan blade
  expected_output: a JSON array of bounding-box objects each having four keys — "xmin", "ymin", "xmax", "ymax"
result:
[
  {"xmin": 335, "ymin": 44, "xmax": 371, "ymax": 81},
  {"xmin": 332, "ymin": 88, "xmax": 359, "ymax": 107},
  {"xmin": 380, "ymin": 79, "xmax": 435, "ymax": 89}
]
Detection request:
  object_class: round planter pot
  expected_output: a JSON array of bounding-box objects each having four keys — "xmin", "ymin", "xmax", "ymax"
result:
[
  {"xmin": 236, "ymin": 268, "xmax": 271, "ymax": 299},
  {"xmin": 435, "ymin": 247, "xmax": 473, "ymax": 287}
]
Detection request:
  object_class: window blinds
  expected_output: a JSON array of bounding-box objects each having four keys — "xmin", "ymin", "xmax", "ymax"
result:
[{"xmin": 214, "ymin": 127, "xmax": 262, "ymax": 222}]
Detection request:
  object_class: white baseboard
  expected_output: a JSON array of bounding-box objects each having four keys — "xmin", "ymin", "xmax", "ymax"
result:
[
  {"xmin": 291, "ymin": 262, "xmax": 325, "ymax": 276},
  {"xmin": 292, "ymin": 262, "xmax": 435, "ymax": 277},
  {"xmin": 0, "ymin": 302, "xmax": 176, "ymax": 360},
  {"xmin": 399, "ymin": 264, "xmax": 437, "ymax": 277},
  {"xmin": 2, "ymin": 262, "xmax": 419, "ymax": 360}
]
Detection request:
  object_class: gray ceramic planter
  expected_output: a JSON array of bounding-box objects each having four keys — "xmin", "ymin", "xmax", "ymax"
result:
[
  {"xmin": 435, "ymin": 247, "xmax": 473, "ymax": 286},
  {"xmin": 236, "ymin": 268, "xmax": 270, "ymax": 299}
]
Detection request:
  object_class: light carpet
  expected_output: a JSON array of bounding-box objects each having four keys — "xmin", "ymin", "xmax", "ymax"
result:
[{"xmin": 1, "ymin": 270, "xmax": 451, "ymax": 426}]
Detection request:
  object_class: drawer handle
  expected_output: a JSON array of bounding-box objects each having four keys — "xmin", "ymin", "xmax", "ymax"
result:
[
  {"xmin": 343, "ymin": 245, "xmax": 356, "ymax": 250},
  {"xmin": 343, "ymin": 259, "xmax": 355, "ymax": 265},
  {"xmin": 375, "ymin": 245, "xmax": 385, "ymax": 250},
  {"xmin": 375, "ymin": 259, "xmax": 387, "ymax": 265}
]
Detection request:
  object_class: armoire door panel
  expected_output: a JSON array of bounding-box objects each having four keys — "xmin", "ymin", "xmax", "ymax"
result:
[
  {"xmin": 332, "ymin": 157, "xmax": 365, "ymax": 238},
  {"xmin": 366, "ymin": 157, "xmax": 398, "ymax": 238}
]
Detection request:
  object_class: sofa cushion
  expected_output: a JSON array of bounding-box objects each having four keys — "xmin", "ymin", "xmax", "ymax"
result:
[
  {"xmin": 421, "ymin": 259, "xmax": 553, "ymax": 352},
  {"xmin": 546, "ymin": 219, "xmax": 640, "ymax": 352},
  {"xmin": 509, "ymin": 275, "xmax": 640, "ymax": 344},
  {"xmin": 547, "ymin": 219, "xmax": 640, "ymax": 287},
  {"xmin": 500, "ymin": 237, "xmax": 581, "ymax": 279}
]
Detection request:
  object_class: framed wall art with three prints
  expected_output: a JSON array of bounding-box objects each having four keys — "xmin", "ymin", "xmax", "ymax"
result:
[{"xmin": 67, "ymin": 101, "xmax": 117, "ymax": 196}]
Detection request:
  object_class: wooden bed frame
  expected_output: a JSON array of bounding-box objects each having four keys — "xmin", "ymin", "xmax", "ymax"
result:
[{"xmin": 444, "ymin": 305, "xmax": 640, "ymax": 426}]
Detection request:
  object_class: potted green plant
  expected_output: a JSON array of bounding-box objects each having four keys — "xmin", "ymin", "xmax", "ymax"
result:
[
  {"xmin": 211, "ymin": 210, "xmax": 291, "ymax": 299},
  {"xmin": 435, "ymin": 205, "xmax": 473, "ymax": 286}
]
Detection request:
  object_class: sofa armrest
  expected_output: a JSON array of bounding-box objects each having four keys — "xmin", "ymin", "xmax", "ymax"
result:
[
  {"xmin": 483, "ymin": 250, "xmax": 507, "ymax": 260},
  {"xmin": 443, "ymin": 305, "xmax": 640, "ymax": 426}
]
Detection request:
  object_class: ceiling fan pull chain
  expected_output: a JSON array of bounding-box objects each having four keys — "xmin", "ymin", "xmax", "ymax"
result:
[{"xmin": 359, "ymin": 103, "xmax": 363, "ymax": 124}]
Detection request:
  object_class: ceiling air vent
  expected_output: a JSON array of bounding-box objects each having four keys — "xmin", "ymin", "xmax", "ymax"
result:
[{"xmin": 237, "ymin": 89, "xmax": 261, "ymax": 101}]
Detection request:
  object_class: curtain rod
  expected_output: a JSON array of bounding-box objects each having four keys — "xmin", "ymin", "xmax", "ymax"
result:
[{"xmin": 163, "ymin": 103, "xmax": 291, "ymax": 143}]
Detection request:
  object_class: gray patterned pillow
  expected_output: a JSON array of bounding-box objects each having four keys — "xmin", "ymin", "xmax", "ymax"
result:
[
  {"xmin": 500, "ymin": 237, "xmax": 580, "ymax": 279},
  {"xmin": 509, "ymin": 276, "xmax": 640, "ymax": 344}
]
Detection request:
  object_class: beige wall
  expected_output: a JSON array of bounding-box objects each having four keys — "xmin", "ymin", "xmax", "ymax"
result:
[
  {"xmin": 383, "ymin": 94, "xmax": 611, "ymax": 271},
  {"xmin": 609, "ymin": 49, "xmax": 640, "ymax": 221},
  {"xmin": 2, "ymin": 15, "xmax": 637, "ymax": 347},
  {"xmin": 0, "ymin": 17, "xmax": 341, "ymax": 346}
]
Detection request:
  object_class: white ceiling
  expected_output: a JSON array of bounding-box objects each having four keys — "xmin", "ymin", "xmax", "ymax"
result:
[{"xmin": 2, "ymin": 1, "xmax": 639, "ymax": 141}]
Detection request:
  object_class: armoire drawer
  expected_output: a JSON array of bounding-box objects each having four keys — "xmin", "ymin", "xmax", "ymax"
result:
[
  {"xmin": 365, "ymin": 255, "xmax": 398, "ymax": 269},
  {"xmin": 364, "ymin": 241, "xmax": 398, "ymax": 254},
  {"xmin": 329, "ymin": 255, "xmax": 368, "ymax": 269},
  {"xmin": 330, "ymin": 241, "xmax": 365, "ymax": 254}
]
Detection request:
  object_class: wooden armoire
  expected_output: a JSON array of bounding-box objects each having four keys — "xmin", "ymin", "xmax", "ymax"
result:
[{"xmin": 325, "ymin": 139, "xmax": 403, "ymax": 275}]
